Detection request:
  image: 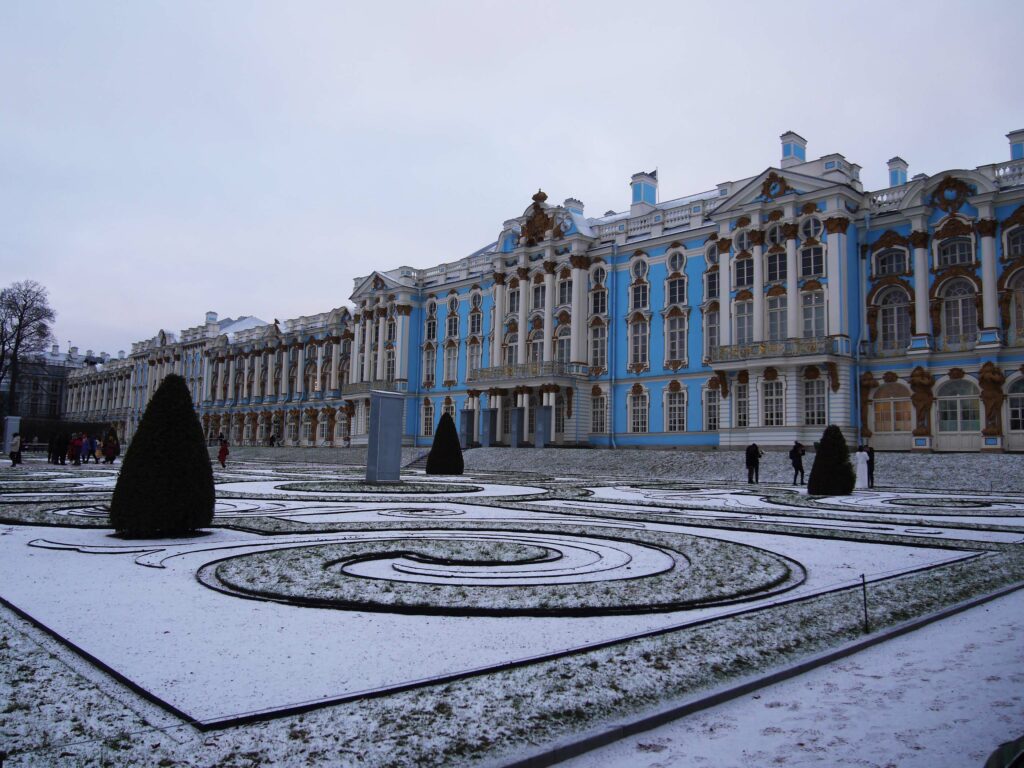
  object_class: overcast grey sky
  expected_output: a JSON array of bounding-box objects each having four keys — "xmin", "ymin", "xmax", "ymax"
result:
[{"xmin": 2, "ymin": 0, "xmax": 1022, "ymax": 356}]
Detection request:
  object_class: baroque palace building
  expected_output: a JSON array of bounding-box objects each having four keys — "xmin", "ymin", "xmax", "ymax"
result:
[{"xmin": 66, "ymin": 129, "xmax": 1024, "ymax": 452}]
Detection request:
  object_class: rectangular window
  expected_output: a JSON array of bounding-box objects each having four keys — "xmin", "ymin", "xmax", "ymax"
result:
[
  {"xmin": 508, "ymin": 289, "xmax": 520, "ymax": 314},
  {"xmin": 444, "ymin": 346, "xmax": 458, "ymax": 382},
  {"xmin": 666, "ymin": 391, "xmax": 686, "ymax": 432},
  {"xmin": 630, "ymin": 320, "xmax": 649, "ymax": 366},
  {"xmin": 767, "ymin": 252, "xmax": 787, "ymax": 282},
  {"xmin": 667, "ymin": 278, "xmax": 686, "ymax": 306},
  {"xmin": 803, "ymin": 379, "xmax": 826, "ymax": 426},
  {"xmin": 422, "ymin": 349, "xmax": 436, "ymax": 387},
  {"xmin": 591, "ymin": 289, "xmax": 607, "ymax": 316},
  {"xmin": 591, "ymin": 395, "xmax": 606, "ymax": 433},
  {"xmin": 558, "ymin": 278, "xmax": 572, "ymax": 306},
  {"xmin": 706, "ymin": 271, "xmax": 719, "ymax": 300},
  {"xmin": 533, "ymin": 284, "xmax": 545, "ymax": 310},
  {"xmin": 631, "ymin": 283, "xmax": 649, "ymax": 310},
  {"xmin": 736, "ymin": 302, "xmax": 753, "ymax": 344},
  {"xmin": 666, "ymin": 316, "xmax": 686, "ymax": 361},
  {"xmin": 590, "ymin": 325, "xmax": 607, "ymax": 368},
  {"xmin": 801, "ymin": 247, "xmax": 824, "ymax": 277},
  {"xmin": 446, "ymin": 314, "xmax": 459, "ymax": 338},
  {"xmin": 705, "ymin": 310, "xmax": 719, "ymax": 358},
  {"xmin": 469, "ymin": 313, "xmax": 481, "ymax": 336},
  {"xmin": 735, "ymin": 382, "xmax": 749, "ymax": 428},
  {"xmin": 385, "ymin": 350, "xmax": 395, "ymax": 382},
  {"xmin": 763, "ymin": 381, "xmax": 784, "ymax": 426},
  {"xmin": 767, "ymin": 296, "xmax": 787, "ymax": 341},
  {"xmin": 468, "ymin": 344, "xmax": 482, "ymax": 374},
  {"xmin": 704, "ymin": 389, "xmax": 720, "ymax": 431},
  {"xmin": 630, "ymin": 394, "xmax": 648, "ymax": 433},
  {"xmin": 734, "ymin": 259, "xmax": 753, "ymax": 288},
  {"xmin": 1009, "ymin": 395, "xmax": 1024, "ymax": 431},
  {"xmin": 802, "ymin": 292, "xmax": 825, "ymax": 338}
]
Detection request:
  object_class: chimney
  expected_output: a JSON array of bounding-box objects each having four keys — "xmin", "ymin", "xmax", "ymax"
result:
[
  {"xmin": 118, "ymin": 350, "xmax": 125, "ymax": 359},
  {"xmin": 69, "ymin": 346, "xmax": 79, "ymax": 356},
  {"xmin": 1008, "ymin": 129, "xmax": 1024, "ymax": 161},
  {"xmin": 887, "ymin": 157, "xmax": 909, "ymax": 187},
  {"xmin": 205, "ymin": 311, "xmax": 218, "ymax": 324},
  {"xmin": 780, "ymin": 131, "xmax": 807, "ymax": 168},
  {"xmin": 630, "ymin": 170, "xmax": 658, "ymax": 215},
  {"xmin": 51, "ymin": 343, "xmax": 59, "ymax": 355}
]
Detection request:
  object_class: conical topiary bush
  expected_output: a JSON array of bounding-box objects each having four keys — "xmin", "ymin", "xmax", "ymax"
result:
[
  {"xmin": 109, "ymin": 374, "xmax": 215, "ymax": 537},
  {"xmin": 806, "ymin": 424, "xmax": 855, "ymax": 496},
  {"xmin": 425, "ymin": 412, "xmax": 464, "ymax": 475}
]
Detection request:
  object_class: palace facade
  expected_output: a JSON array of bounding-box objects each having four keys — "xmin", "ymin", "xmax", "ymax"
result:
[{"xmin": 66, "ymin": 129, "xmax": 1024, "ymax": 451}]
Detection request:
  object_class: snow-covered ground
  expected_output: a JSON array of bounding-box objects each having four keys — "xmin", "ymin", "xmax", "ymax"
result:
[
  {"xmin": 1, "ymin": 452, "xmax": 1022, "ymax": 766},
  {"xmin": 556, "ymin": 587, "xmax": 1024, "ymax": 768}
]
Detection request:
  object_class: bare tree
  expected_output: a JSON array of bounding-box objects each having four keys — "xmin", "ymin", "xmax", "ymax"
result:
[{"xmin": 0, "ymin": 280, "xmax": 56, "ymax": 417}]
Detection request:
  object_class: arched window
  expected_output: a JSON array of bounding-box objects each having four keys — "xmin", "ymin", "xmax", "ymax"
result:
[
  {"xmin": 734, "ymin": 230, "xmax": 751, "ymax": 253},
  {"xmin": 878, "ymin": 289, "xmax": 911, "ymax": 352},
  {"xmin": 937, "ymin": 379, "xmax": 980, "ymax": 433},
  {"xmin": 528, "ymin": 329, "xmax": 543, "ymax": 363},
  {"xmin": 503, "ymin": 332, "xmax": 518, "ymax": 366},
  {"xmin": 443, "ymin": 344, "xmax": 458, "ymax": 382},
  {"xmin": 704, "ymin": 308, "xmax": 719, "ymax": 359},
  {"xmin": 666, "ymin": 274, "xmax": 686, "ymax": 305},
  {"xmin": 704, "ymin": 387, "xmax": 720, "ymax": 431},
  {"xmin": 425, "ymin": 301, "xmax": 437, "ymax": 342},
  {"xmin": 803, "ymin": 379, "xmax": 826, "ymax": 426},
  {"xmin": 555, "ymin": 324, "xmax": 571, "ymax": 364},
  {"xmin": 668, "ymin": 251, "xmax": 685, "ymax": 274},
  {"xmin": 422, "ymin": 347, "xmax": 436, "ymax": 387},
  {"xmin": 422, "ymin": 399, "xmax": 434, "ymax": 436},
  {"xmin": 767, "ymin": 295, "xmax": 787, "ymax": 341},
  {"xmin": 1010, "ymin": 271, "xmax": 1024, "ymax": 344},
  {"xmin": 1008, "ymin": 379, "xmax": 1024, "ymax": 432},
  {"xmin": 873, "ymin": 382, "xmax": 912, "ymax": 433},
  {"xmin": 589, "ymin": 323, "xmax": 607, "ymax": 369},
  {"xmin": 446, "ymin": 299, "xmax": 459, "ymax": 338},
  {"xmin": 938, "ymin": 237, "xmax": 973, "ymax": 267},
  {"xmin": 876, "ymin": 248, "xmax": 908, "ymax": 276},
  {"xmin": 941, "ymin": 279, "xmax": 978, "ymax": 348},
  {"xmin": 735, "ymin": 300, "xmax": 753, "ymax": 344},
  {"xmin": 801, "ymin": 217, "xmax": 823, "ymax": 240},
  {"xmin": 630, "ymin": 260, "xmax": 649, "ymax": 310},
  {"xmin": 629, "ymin": 317, "xmax": 649, "ymax": 367},
  {"xmin": 591, "ymin": 391, "xmax": 607, "ymax": 433},
  {"xmin": 802, "ymin": 291, "xmax": 825, "ymax": 338},
  {"xmin": 665, "ymin": 314, "xmax": 687, "ymax": 362},
  {"xmin": 467, "ymin": 341, "xmax": 482, "ymax": 374}
]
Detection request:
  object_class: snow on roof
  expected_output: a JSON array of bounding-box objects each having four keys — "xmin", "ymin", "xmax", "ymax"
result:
[{"xmin": 220, "ymin": 315, "xmax": 268, "ymax": 341}]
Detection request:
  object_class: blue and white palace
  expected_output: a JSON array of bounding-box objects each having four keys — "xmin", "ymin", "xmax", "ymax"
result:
[{"xmin": 66, "ymin": 129, "xmax": 1024, "ymax": 452}]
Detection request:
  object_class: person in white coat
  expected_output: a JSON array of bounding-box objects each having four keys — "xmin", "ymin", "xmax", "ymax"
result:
[{"xmin": 854, "ymin": 445, "xmax": 870, "ymax": 490}]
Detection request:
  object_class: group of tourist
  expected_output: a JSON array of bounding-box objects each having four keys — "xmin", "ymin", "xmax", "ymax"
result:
[
  {"xmin": 745, "ymin": 441, "xmax": 876, "ymax": 489},
  {"xmin": 46, "ymin": 431, "xmax": 121, "ymax": 466}
]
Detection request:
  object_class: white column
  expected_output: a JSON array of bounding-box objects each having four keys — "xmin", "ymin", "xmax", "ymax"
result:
[
  {"xmin": 911, "ymin": 232, "xmax": 930, "ymax": 337},
  {"xmin": 254, "ymin": 353, "xmax": 263, "ymax": 398},
  {"xmin": 543, "ymin": 261, "xmax": 556, "ymax": 362},
  {"xmin": 375, "ymin": 311, "xmax": 386, "ymax": 381},
  {"xmin": 281, "ymin": 348, "xmax": 290, "ymax": 398},
  {"xmin": 350, "ymin": 316, "xmax": 363, "ymax": 385},
  {"xmin": 516, "ymin": 270, "xmax": 528, "ymax": 363},
  {"xmin": 785, "ymin": 226, "xmax": 800, "ymax": 338},
  {"xmin": 569, "ymin": 258, "xmax": 586, "ymax": 363},
  {"xmin": 330, "ymin": 338, "xmax": 341, "ymax": 390},
  {"xmin": 491, "ymin": 277, "xmax": 506, "ymax": 367},
  {"xmin": 242, "ymin": 355, "xmax": 251, "ymax": 400},
  {"xmin": 786, "ymin": 368, "xmax": 801, "ymax": 427},
  {"xmin": 751, "ymin": 232, "xmax": 765, "ymax": 342},
  {"xmin": 315, "ymin": 342, "xmax": 325, "ymax": 393},
  {"xmin": 202, "ymin": 356, "xmax": 212, "ymax": 401},
  {"xmin": 718, "ymin": 238, "xmax": 733, "ymax": 346},
  {"xmin": 396, "ymin": 310, "xmax": 408, "ymax": 380},
  {"xmin": 978, "ymin": 220, "xmax": 999, "ymax": 329},
  {"xmin": 495, "ymin": 392, "xmax": 504, "ymax": 442},
  {"xmin": 295, "ymin": 345, "xmax": 305, "ymax": 395},
  {"xmin": 824, "ymin": 217, "xmax": 848, "ymax": 336},
  {"xmin": 228, "ymin": 355, "xmax": 238, "ymax": 403},
  {"xmin": 146, "ymin": 361, "xmax": 155, "ymax": 402}
]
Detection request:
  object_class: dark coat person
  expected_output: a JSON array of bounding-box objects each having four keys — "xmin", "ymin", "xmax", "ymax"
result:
[
  {"xmin": 789, "ymin": 441, "xmax": 806, "ymax": 485},
  {"xmin": 866, "ymin": 446, "xmax": 876, "ymax": 488},
  {"xmin": 217, "ymin": 439, "xmax": 230, "ymax": 469},
  {"xmin": 745, "ymin": 443, "xmax": 764, "ymax": 484}
]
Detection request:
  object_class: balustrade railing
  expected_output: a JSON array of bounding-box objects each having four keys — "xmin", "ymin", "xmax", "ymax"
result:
[
  {"xmin": 342, "ymin": 380, "xmax": 408, "ymax": 395},
  {"xmin": 710, "ymin": 335, "xmax": 847, "ymax": 363},
  {"xmin": 467, "ymin": 361, "xmax": 589, "ymax": 382}
]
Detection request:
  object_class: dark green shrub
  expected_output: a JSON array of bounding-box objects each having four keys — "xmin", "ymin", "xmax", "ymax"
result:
[
  {"xmin": 425, "ymin": 412, "xmax": 464, "ymax": 476},
  {"xmin": 807, "ymin": 424, "xmax": 855, "ymax": 495},
  {"xmin": 109, "ymin": 374, "xmax": 214, "ymax": 537}
]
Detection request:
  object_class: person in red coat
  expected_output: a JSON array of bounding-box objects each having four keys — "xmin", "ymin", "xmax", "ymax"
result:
[{"xmin": 217, "ymin": 438, "xmax": 230, "ymax": 469}]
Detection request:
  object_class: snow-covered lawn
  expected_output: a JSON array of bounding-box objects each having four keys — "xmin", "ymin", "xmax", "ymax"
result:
[{"xmin": 1, "ymin": 451, "xmax": 1023, "ymax": 766}]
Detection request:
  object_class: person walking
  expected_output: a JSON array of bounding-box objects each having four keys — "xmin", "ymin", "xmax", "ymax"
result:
[
  {"xmin": 47, "ymin": 434, "xmax": 56, "ymax": 464},
  {"xmin": 79, "ymin": 433, "xmax": 92, "ymax": 465},
  {"xmin": 745, "ymin": 442, "xmax": 764, "ymax": 484},
  {"xmin": 56, "ymin": 433, "xmax": 68, "ymax": 465},
  {"xmin": 789, "ymin": 441, "xmax": 806, "ymax": 485},
  {"xmin": 866, "ymin": 445, "xmax": 876, "ymax": 488},
  {"xmin": 217, "ymin": 438, "xmax": 230, "ymax": 469},
  {"xmin": 70, "ymin": 433, "xmax": 82, "ymax": 466},
  {"xmin": 854, "ymin": 445, "xmax": 870, "ymax": 490},
  {"xmin": 8, "ymin": 432, "xmax": 22, "ymax": 468}
]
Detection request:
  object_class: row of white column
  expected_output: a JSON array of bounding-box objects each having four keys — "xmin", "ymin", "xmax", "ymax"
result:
[
  {"xmin": 67, "ymin": 375, "xmax": 132, "ymax": 414},
  {"xmin": 489, "ymin": 255, "xmax": 589, "ymax": 367},
  {"xmin": 347, "ymin": 306, "xmax": 409, "ymax": 385},
  {"xmin": 202, "ymin": 339, "xmax": 347, "ymax": 403}
]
